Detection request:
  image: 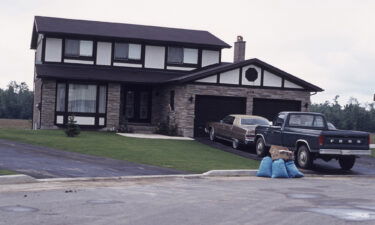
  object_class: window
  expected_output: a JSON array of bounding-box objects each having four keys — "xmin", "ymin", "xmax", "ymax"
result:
[
  {"xmin": 222, "ymin": 116, "xmax": 234, "ymax": 125},
  {"xmin": 241, "ymin": 118, "xmax": 269, "ymax": 126},
  {"xmin": 167, "ymin": 47, "xmax": 198, "ymax": 64},
  {"xmin": 170, "ymin": 90, "xmax": 175, "ymax": 111},
  {"xmin": 98, "ymin": 85, "xmax": 107, "ymax": 114},
  {"xmin": 65, "ymin": 39, "xmax": 93, "ymax": 57},
  {"xmin": 114, "ymin": 43, "xmax": 141, "ymax": 61},
  {"xmin": 56, "ymin": 83, "xmax": 66, "ymax": 112},
  {"xmin": 288, "ymin": 114, "xmax": 325, "ymax": 128},
  {"xmin": 68, "ymin": 84, "xmax": 97, "ymax": 113}
]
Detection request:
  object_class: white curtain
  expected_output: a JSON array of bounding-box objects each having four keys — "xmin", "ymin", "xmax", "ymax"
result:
[
  {"xmin": 128, "ymin": 44, "xmax": 141, "ymax": 60},
  {"xmin": 183, "ymin": 48, "xmax": 198, "ymax": 64},
  {"xmin": 68, "ymin": 84, "xmax": 97, "ymax": 113}
]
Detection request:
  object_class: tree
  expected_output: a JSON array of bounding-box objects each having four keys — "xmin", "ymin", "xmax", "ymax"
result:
[{"xmin": 0, "ymin": 81, "xmax": 33, "ymax": 119}]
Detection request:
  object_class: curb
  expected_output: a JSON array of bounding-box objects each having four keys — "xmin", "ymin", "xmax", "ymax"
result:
[
  {"xmin": 0, "ymin": 174, "xmax": 37, "ymax": 185},
  {"xmin": 203, "ymin": 170, "xmax": 258, "ymax": 177}
]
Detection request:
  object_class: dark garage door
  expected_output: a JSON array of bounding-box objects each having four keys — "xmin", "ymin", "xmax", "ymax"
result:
[
  {"xmin": 194, "ymin": 95, "xmax": 246, "ymax": 137},
  {"xmin": 253, "ymin": 98, "xmax": 301, "ymax": 121}
]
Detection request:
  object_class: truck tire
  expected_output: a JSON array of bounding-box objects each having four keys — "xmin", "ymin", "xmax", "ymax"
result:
[
  {"xmin": 256, "ymin": 138, "xmax": 269, "ymax": 157},
  {"xmin": 296, "ymin": 145, "xmax": 313, "ymax": 169},
  {"xmin": 209, "ymin": 128, "xmax": 216, "ymax": 141},
  {"xmin": 338, "ymin": 156, "xmax": 356, "ymax": 170}
]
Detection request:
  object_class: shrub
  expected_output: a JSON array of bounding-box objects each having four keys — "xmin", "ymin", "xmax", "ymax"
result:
[{"xmin": 65, "ymin": 116, "xmax": 80, "ymax": 137}]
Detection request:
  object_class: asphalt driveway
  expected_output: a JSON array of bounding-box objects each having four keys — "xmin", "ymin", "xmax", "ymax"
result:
[
  {"xmin": 196, "ymin": 137, "xmax": 375, "ymax": 175},
  {"xmin": 0, "ymin": 139, "xmax": 183, "ymax": 178}
]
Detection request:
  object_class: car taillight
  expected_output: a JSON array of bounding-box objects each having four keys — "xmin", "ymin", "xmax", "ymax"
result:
[{"xmin": 319, "ymin": 135, "xmax": 324, "ymax": 146}]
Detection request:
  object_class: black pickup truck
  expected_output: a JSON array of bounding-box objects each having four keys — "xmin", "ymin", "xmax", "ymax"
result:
[{"xmin": 255, "ymin": 112, "xmax": 371, "ymax": 170}]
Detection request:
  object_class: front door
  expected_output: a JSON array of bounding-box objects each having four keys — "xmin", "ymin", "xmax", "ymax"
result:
[{"xmin": 123, "ymin": 86, "xmax": 152, "ymax": 123}]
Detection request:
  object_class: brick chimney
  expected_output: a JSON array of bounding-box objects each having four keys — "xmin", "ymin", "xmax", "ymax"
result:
[{"xmin": 233, "ymin": 35, "xmax": 246, "ymax": 63}]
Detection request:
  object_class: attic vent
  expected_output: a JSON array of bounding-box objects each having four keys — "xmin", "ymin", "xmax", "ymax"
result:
[{"xmin": 245, "ymin": 68, "xmax": 258, "ymax": 81}]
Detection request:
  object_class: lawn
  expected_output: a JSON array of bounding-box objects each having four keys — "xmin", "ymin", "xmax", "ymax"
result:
[
  {"xmin": 0, "ymin": 129, "xmax": 259, "ymax": 173},
  {"xmin": 0, "ymin": 169, "xmax": 17, "ymax": 176}
]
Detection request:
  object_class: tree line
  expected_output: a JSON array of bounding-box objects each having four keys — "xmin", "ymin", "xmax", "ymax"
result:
[
  {"xmin": 0, "ymin": 81, "xmax": 33, "ymax": 119},
  {"xmin": 310, "ymin": 96, "xmax": 375, "ymax": 132}
]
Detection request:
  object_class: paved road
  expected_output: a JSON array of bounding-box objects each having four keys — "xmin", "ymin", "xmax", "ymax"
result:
[
  {"xmin": 1, "ymin": 176, "xmax": 375, "ymax": 225},
  {"xmin": 0, "ymin": 139, "xmax": 183, "ymax": 178},
  {"xmin": 197, "ymin": 137, "xmax": 375, "ymax": 175}
]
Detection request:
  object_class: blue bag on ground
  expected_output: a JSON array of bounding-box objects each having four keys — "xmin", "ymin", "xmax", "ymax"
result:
[
  {"xmin": 256, "ymin": 156, "xmax": 272, "ymax": 177},
  {"xmin": 271, "ymin": 159, "xmax": 289, "ymax": 178},
  {"xmin": 285, "ymin": 161, "xmax": 304, "ymax": 178}
]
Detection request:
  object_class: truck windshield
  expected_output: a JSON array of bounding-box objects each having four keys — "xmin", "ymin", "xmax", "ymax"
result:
[
  {"xmin": 288, "ymin": 114, "xmax": 325, "ymax": 128},
  {"xmin": 241, "ymin": 118, "xmax": 269, "ymax": 126}
]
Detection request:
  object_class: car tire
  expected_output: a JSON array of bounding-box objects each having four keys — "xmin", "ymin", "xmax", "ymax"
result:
[
  {"xmin": 256, "ymin": 138, "xmax": 269, "ymax": 157},
  {"xmin": 338, "ymin": 156, "xmax": 356, "ymax": 170},
  {"xmin": 296, "ymin": 145, "xmax": 313, "ymax": 169},
  {"xmin": 232, "ymin": 139, "xmax": 239, "ymax": 149},
  {"xmin": 209, "ymin": 128, "xmax": 216, "ymax": 141}
]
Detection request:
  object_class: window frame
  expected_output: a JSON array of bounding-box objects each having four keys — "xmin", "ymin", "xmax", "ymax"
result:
[
  {"xmin": 63, "ymin": 38, "xmax": 95, "ymax": 61},
  {"xmin": 54, "ymin": 81, "xmax": 108, "ymax": 127},
  {"xmin": 166, "ymin": 46, "xmax": 199, "ymax": 67},
  {"xmin": 113, "ymin": 42, "xmax": 142, "ymax": 64}
]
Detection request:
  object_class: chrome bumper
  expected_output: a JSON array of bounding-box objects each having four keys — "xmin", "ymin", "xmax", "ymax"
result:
[{"xmin": 319, "ymin": 149, "xmax": 371, "ymax": 156}]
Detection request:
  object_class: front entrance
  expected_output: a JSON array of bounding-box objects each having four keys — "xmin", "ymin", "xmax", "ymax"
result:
[{"xmin": 123, "ymin": 86, "xmax": 152, "ymax": 123}]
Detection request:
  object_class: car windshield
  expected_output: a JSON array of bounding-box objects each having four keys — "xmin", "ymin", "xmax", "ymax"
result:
[
  {"xmin": 288, "ymin": 114, "xmax": 325, "ymax": 128},
  {"xmin": 241, "ymin": 118, "xmax": 269, "ymax": 126}
]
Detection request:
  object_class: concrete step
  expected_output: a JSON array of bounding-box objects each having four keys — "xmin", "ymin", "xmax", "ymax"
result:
[{"xmin": 127, "ymin": 124, "xmax": 157, "ymax": 134}]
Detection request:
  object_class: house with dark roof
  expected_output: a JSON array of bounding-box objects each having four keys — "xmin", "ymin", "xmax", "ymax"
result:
[{"xmin": 30, "ymin": 16, "xmax": 323, "ymax": 137}]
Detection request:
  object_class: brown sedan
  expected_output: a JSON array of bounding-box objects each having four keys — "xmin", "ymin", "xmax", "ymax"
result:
[{"xmin": 205, "ymin": 114, "xmax": 270, "ymax": 149}]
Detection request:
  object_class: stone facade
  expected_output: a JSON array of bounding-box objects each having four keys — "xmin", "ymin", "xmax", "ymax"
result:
[
  {"xmin": 39, "ymin": 79, "xmax": 57, "ymax": 129},
  {"xmin": 32, "ymin": 78, "xmax": 42, "ymax": 129},
  {"xmin": 168, "ymin": 84, "xmax": 311, "ymax": 137},
  {"xmin": 105, "ymin": 83, "xmax": 121, "ymax": 130}
]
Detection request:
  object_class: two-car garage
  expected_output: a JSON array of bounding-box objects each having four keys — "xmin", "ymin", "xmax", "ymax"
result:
[{"xmin": 193, "ymin": 95, "xmax": 301, "ymax": 137}]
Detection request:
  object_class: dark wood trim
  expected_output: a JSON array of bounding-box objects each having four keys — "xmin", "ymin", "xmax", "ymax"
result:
[
  {"xmin": 198, "ymin": 48, "xmax": 202, "ymax": 68},
  {"xmin": 41, "ymin": 36, "xmax": 46, "ymax": 63},
  {"xmin": 219, "ymin": 50, "xmax": 222, "ymax": 64},
  {"xmin": 164, "ymin": 45, "xmax": 168, "ymax": 69},
  {"xmin": 191, "ymin": 81, "xmax": 308, "ymax": 91},
  {"xmin": 141, "ymin": 44, "xmax": 145, "ymax": 68},
  {"xmin": 239, "ymin": 67, "xmax": 243, "ymax": 86},
  {"xmin": 281, "ymin": 78, "xmax": 285, "ymax": 88},
  {"xmin": 217, "ymin": 73, "xmax": 221, "ymax": 84},
  {"xmin": 260, "ymin": 68, "xmax": 264, "ymax": 87}
]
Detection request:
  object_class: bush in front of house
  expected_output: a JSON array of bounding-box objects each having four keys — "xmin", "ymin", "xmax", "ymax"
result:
[{"xmin": 65, "ymin": 116, "xmax": 80, "ymax": 137}]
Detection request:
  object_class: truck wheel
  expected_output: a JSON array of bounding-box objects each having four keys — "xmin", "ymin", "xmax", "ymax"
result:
[
  {"xmin": 338, "ymin": 156, "xmax": 356, "ymax": 170},
  {"xmin": 209, "ymin": 128, "xmax": 216, "ymax": 141},
  {"xmin": 256, "ymin": 138, "xmax": 268, "ymax": 157},
  {"xmin": 297, "ymin": 145, "xmax": 313, "ymax": 169},
  {"xmin": 232, "ymin": 139, "xmax": 239, "ymax": 149}
]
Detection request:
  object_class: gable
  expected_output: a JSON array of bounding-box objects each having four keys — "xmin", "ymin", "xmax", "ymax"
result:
[{"xmin": 194, "ymin": 63, "xmax": 304, "ymax": 90}]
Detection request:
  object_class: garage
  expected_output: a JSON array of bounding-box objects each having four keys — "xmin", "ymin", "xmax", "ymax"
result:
[
  {"xmin": 253, "ymin": 98, "xmax": 301, "ymax": 121},
  {"xmin": 194, "ymin": 95, "xmax": 246, "ymax": 137}
]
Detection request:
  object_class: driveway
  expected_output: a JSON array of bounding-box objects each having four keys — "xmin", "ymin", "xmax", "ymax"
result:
[
  {"xmin": 0, "ymin": 139, "xmax": 183, "ymax": 178},
  {"xmin": 196, "ymin": 137, "xmax": 375, "ymax": 175},
  {"xmin": 1, "ymin": 176, "xmax": 375, "ymax": 225}
]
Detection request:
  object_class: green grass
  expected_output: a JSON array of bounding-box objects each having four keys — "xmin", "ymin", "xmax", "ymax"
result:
[
  {"xmin": 0, "ymin": 129, "xmax": 259, "ymax": 173},
  {"xmin": 0, "ymin": 169, "xmax": 17, "ymax": 176}
]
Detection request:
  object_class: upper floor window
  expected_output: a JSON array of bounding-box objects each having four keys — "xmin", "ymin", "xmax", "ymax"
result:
[
  {"xmin": 167, "ymin": 47, "xmax": 198, "ymax": 65},
  {"xmin": 114, "ymin": 43, "xmax": 141, "ymax": 61},
  {"xmin": 65, "ymin": 39, "xmax": 93, "ymax": 57}
]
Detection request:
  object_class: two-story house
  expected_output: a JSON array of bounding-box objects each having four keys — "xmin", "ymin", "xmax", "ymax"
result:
[{"xmin": 30, "ymin": 16, "xmax": 323, "ymax": 137}]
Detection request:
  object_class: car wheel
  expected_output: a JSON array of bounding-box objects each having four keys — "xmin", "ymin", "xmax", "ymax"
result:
[
  {"xmin": 209, "ymin": 128, "xmax": 216, "ymax": 141},
  {"xmin": 296, "ymin": 145, "xmax": 313, "ymax": 169},
  {"xmin": 232, "ymin": 139, "xmax": 239, "ymax": 149},
  {"xmin": 256, "ymin": 138, "xmax": 268, "ymax": 157},
  {"xmin": 338, "ymin": 156, "xmax": 356, "ymax": 170}
]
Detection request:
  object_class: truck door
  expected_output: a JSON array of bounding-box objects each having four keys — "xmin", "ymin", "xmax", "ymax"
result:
[{"xmin": 267, "ymin": 114, "xmax": 284, "ymax": 146}]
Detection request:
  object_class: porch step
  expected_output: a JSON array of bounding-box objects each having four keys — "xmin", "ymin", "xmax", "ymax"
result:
[{"xmin": 127, "ymin": 124, "xmax": 157, "ymax": 134}]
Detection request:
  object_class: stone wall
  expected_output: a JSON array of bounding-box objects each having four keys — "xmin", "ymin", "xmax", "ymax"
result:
[
  {"xmin": 40, "ymin": 79, "xmax": 57, "ymax": 129},
  {"xmin": 105, "ymin": 83, "xmax": 121, "ymax": 130},
  {"xmin": 171, "ymin": 84, "xmax": 311, "ymax": 137}
]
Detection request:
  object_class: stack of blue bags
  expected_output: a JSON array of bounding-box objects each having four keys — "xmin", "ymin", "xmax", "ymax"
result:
[{"xmin": 256, "ymin": 157, "xmax": 304, "ymax": 178}]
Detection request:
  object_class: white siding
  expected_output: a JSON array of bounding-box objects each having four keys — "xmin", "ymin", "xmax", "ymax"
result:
[
  {"xmin": 220, "ymin": 69, "xmax": 240, "ymax": 84},
  {"xmin": 166, "ymin": 66, "xmax": 195, "ymax": 71},
  {"xmin": 242, "ymin": 65, "xmax": 261, "ymax": 86},
  {"xmin": 45, "ymin": 38, "xmax": 62, "ymax": 62},
  {"xmin": 145, "ymin": 45, "xmax": 165, "ymax": 69},
  {"xmin": 284, "ymin": 80, "xmax": 303, "ymax": 89},
  {"xmin": 99, "ymin": 117, "xmax": 105, "ymax": 126},
  {"xmin": 74, "ymin": 116, "xmax": 95, "ymax": 125},
  {"xmin": 56, "ymin": 115, "xmax": 64, "ymax": 124},
  {"xmin": 195, "ymin": 75, "xmax": 217, "ymax": 83},
  {"xmin": 113, "ymin": 62, "xmax": 142, "ymax": 68},
  {"xmin": 64, "ymin": 59, "xmax": 94, "ymax": 65},
  {"xmin": 96, "ymin": 42, "xmax": 112, "ymax": 65},
  {"xmin": 201, "ymin": 50, "xmax": 220, "ymax": 67},
  {"xmin": 35, "ymin": 34, "xmax": 43, "ymax": 64},
  {"xmin": 263, "ymin": 70, "xmax": 282, "ymax": 87}
]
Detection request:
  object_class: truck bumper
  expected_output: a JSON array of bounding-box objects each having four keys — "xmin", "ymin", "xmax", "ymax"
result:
[{"xmin": 319, "ymin": 149, "xmax": 371, "ymax": 156}]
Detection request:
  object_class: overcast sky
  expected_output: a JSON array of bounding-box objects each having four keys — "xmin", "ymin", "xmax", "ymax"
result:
[{"xmin": 1, "ymin": 0, "xmax": 374, "ymax": 104}]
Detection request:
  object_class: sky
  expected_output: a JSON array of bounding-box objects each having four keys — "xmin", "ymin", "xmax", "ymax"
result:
[{"xmin": 0, "ymin": 0, "xmax": 374, "ymax": 105}]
